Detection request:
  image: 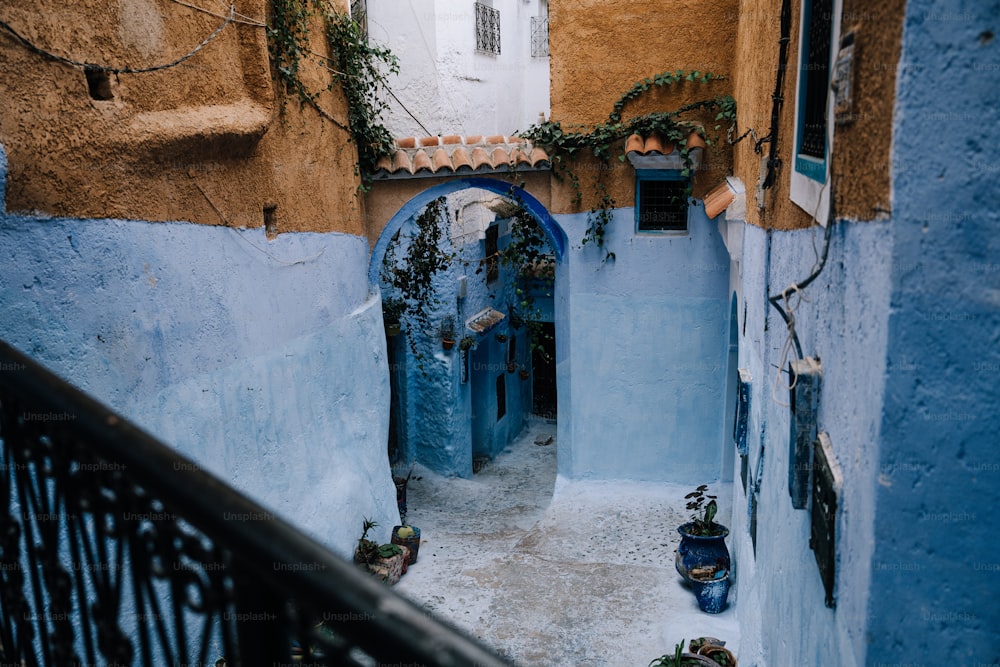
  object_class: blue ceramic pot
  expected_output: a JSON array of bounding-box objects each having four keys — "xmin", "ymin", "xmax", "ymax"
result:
[
  {"xmin": 691, "ymin": 572, "xmax": 731, "ymax": 614},
  {"xmin": 675, "ymin": 522, "xmax": 731, "ymax": 580}
]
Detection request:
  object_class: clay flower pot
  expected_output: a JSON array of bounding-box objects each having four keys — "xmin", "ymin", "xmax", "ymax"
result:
[{"xmin": 391, "ymin": 525, "xmax": 421, "ymax": 564}]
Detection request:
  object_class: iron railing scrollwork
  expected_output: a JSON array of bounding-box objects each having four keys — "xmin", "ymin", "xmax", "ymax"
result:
[
  {"xmin": 0, "ymin": 340, "xmax": 511, "ymax": 667},
  {"xmin": 475, "ymin": 2, "xmax": 501, "ymax": 55}
]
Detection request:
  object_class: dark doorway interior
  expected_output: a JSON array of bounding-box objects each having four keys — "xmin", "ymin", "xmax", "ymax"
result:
[{"xmin": 532, "ymin": 322, "xmax": 557, "ymax": 419}]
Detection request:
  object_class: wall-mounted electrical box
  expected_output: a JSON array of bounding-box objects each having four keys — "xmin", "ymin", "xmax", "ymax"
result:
[
  {"xmin": 788, "ymin": 357, "xmax": 822, "ymax": 509},
  {"xmin": 810, "ymin": 432, "xmax": 841, "ymax": 608}
]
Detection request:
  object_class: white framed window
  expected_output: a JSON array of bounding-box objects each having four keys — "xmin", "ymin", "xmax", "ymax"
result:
[{"xmin": 790, "ymin": 0, "xmax": 842, "ymax": 225}]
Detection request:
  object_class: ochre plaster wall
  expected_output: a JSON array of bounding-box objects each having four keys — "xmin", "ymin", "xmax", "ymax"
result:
[
  {"xmin": 547, "ymin": 0, "xmax": 738, "ymax": 214},
  {"xmin": 730, "ymin": 0, "xmax": 903, "ymax": 229},
  {"xmin": 0, "ymin": 0, "xmax": 364, "ymax": 235}
]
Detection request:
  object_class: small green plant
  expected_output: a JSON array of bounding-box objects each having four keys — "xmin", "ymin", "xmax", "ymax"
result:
[
  {"xmin": 377, "ymin": 543, "xmax": 403, "ymax": 558},
  {"xmin": 459, "ymin": 335, "xmax": 477, "ymax": 352},
  {"xmin": 354, "ymin": 517, "xmax": 380, "ymax": 564},
  {"xmin": 648, "ymin": 641, "xmax": 706, "ymax": 667},
  {"xmin": 684, "ymin": 485, "xmax": 723, "ymax": 536}
]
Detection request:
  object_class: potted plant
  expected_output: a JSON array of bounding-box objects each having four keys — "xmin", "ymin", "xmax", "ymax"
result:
[
  {"xmin": 690, "ymin": 638, "xmax": 737, "ymax": 665},
  {"xmin": 459, "ymin": 335, "xmax": 477, "ymax": 352},
  {"xmin": 675, "ymin": 485, "xmax": 730, "ymax": 581},
  {"xmin": 391, "ymin": 523, "xmax": 421, "ymax": 565},
  {"xmin": 382, "ymin": 296, "xmax": 405, "ymax": 336},
  {"xmin": 354, "ymin": 518, "xmax": 408, "ymax": 584},
  {"xmin": 649, "ymin": 641, "xmax": 724, "ymax": 667},
  {"xmin": 439, "ymin": 316, "xmax": 456, "ymax": 350}
]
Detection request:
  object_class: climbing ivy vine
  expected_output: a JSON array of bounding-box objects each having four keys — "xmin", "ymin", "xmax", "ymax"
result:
[
  {"xmin": 381, "ymin": 197, "xmax": 454, "ymax": 367},
  {"xmin": 521, "ymin": 69, "xmax": 737, "ymax": 259},
  {"xmin": 267, "ymin": 0, "xmax": 398, "ymax": 188}
]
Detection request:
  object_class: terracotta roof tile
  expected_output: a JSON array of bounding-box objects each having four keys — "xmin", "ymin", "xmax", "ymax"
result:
[
  {"xmin": 529, "ymin": 146, "xmax": 549, "ymax": 167},
  {"xmin": 703, "ymin": 181, "xmax": 737, "ymax": 219},
  {"xmin": 411, "ymin": 150, "xmax": 433, "ymax": 172},
  {"xmin": 490, "ymin": 146, "xmax": 510, "ymax": 167},
  {"xmin": 452, "ymin": 147, "xmax": 473, "ymax": 171},
  {"xmin": 471, "ymin": 146, "xmax": 492, "ymax": 170},
  {"xmin": 431, "ymin": 147, "xmax": 452, "ymax": 172},
  {"xmin": 372, "ymin": 134, "xmax": 552, "ymax": 179},
  {"xmin": 391, "ymin": 149, "xmax": 411, "ymax": 173},
  {"xmin": 625, "ymin": 134, "xmax": 645, "ymax": 154}
]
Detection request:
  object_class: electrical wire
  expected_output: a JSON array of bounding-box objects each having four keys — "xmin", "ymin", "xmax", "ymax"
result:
[{"xmin": 0, "ymin": 6, "xmax": 234, "ymax": 74}]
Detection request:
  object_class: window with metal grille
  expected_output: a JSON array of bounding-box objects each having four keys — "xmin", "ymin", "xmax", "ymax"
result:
[
  {"xmin": 475, "ymin": 2, "xmax": 501, "ymax": 55},
  {"xmin": 636, "ymin": 175, "xmax": 689, "ymax": 232},
  {"xmin": 350, "ymin": 0, "xmax": 368, "ymax": 40},
  {"xmin": 799, "ymin": 0, "xmax": 832, "ymax": 160},
  {"xmin": 530, "ymin": 16, "xmax": 549, "ymax": 57}
]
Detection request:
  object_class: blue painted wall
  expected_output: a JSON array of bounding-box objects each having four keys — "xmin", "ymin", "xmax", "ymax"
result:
[
  {"xmin": 728, "ymin": 221, "xmax": 892, "ymax": 667},
  {"xmin": 866, "ymin": 1, "xmax": 1000, "ymax": 662},
  {"xmin": 725, "ymin": 4, "xmax": 1000, "ymax": 663},
  {"xmin": 554, "ymin": 202, "xmax": 732, "ymax": 482},
  {"xmin": 378, "ymin": 195, "xmax": 537, "ymax": 478},
  {"xmin": 0, "ymin": 145, "xmax": 399, "ymax": 555}
]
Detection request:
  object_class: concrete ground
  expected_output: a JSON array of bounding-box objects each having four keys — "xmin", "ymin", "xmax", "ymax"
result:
[{"xmin": 393, "ymin": 419, "xmax": 740, "ymax": 666}]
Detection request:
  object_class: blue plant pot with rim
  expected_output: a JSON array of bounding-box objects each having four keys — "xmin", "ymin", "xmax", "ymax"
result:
[
  {"xmin": 675, "ymin": 522, "xmax": 731, "ymax": 581},
  {"xmin": 691, "ymin": 572, "xmax": 731, "ymax": 614}
]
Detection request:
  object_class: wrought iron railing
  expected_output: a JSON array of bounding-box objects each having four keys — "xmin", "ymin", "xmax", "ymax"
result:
[
  {"xmin": 0, "ymin": 340, "xmax": 511, "ymax": 667},
  {"xmin": 475, "ymin": 2, "xmax": 501, "ymax": 55}
]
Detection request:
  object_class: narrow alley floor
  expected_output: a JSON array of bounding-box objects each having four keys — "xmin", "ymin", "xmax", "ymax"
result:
[{"xmin": 393, "ymin": 419, "xmax": 740, "ymax": 666}]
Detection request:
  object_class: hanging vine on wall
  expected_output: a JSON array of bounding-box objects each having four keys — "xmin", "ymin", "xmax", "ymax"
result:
[
  {"xmin": 267, "ymin": 0, "xmax": 398, "ymax": 188},
  {"xmin": 521, "ymin": 69, "xmax": 738, "ymax": 257},
  {"xmin": 381, "ymin": 197, "xmax": 454, "ymax": 368}
]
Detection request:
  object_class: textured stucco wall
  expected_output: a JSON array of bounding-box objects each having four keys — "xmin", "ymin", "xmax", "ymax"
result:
[
  {"xmin": 366, "ymin": 0, "xmax": 550, "ymax": 137},
  {"xmin": 729, "ymin": 221, "xmax": 891, "ymax": 667},
  {"xmin": 546, "ymin": 0, "xmax": 737, "ymax": 215},
  {"xmin": 0, "ymin": 147, "xmax": 398, "ymax": 555},
  {"xmin": 0, "ymin": 0, "xmax": 365, "ymax": 235},
  {"xmin": 554, "ymin": 203, "xmax": 731, "ymax": 482},
  {"xmin": 866, "ymin": 1, "xmax": 1000, "ymax": 662}
]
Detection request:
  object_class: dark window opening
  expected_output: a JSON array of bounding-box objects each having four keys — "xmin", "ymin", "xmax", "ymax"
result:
[
  {"xmin": 85, "ymin": 67, "xmax": 113, "ymax": 101},
  {"xmin": 264, "ymin": 205, "xmax": 278, "ymax": 238},
  {"xmin": 496, "ymin": 374, "xmax": 506, "ymax": 421},
  {"xmin": 800, "ymin": 0, "xmax": 833, "ymax": 159},
  {"xmin": 637, "ymin": 179, "xmax": 688, "ymax": 232},
  {"xmin": 532, "ymin": 322, "xmax": 556, "ymax": 419},
  {"xmin": 485, "ymin": 224, "xmax": 499, "ymax": 283}
]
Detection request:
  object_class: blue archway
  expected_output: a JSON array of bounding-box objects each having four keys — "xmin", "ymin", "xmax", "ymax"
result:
[{"xmin": 367, "ymin": 177, "xmax": 566, "ymax": 285}]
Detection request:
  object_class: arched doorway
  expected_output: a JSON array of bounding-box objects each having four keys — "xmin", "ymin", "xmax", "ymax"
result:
[{"xmin": 369, "ymin": 179, "xmax": 567, "ymax": 478}]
